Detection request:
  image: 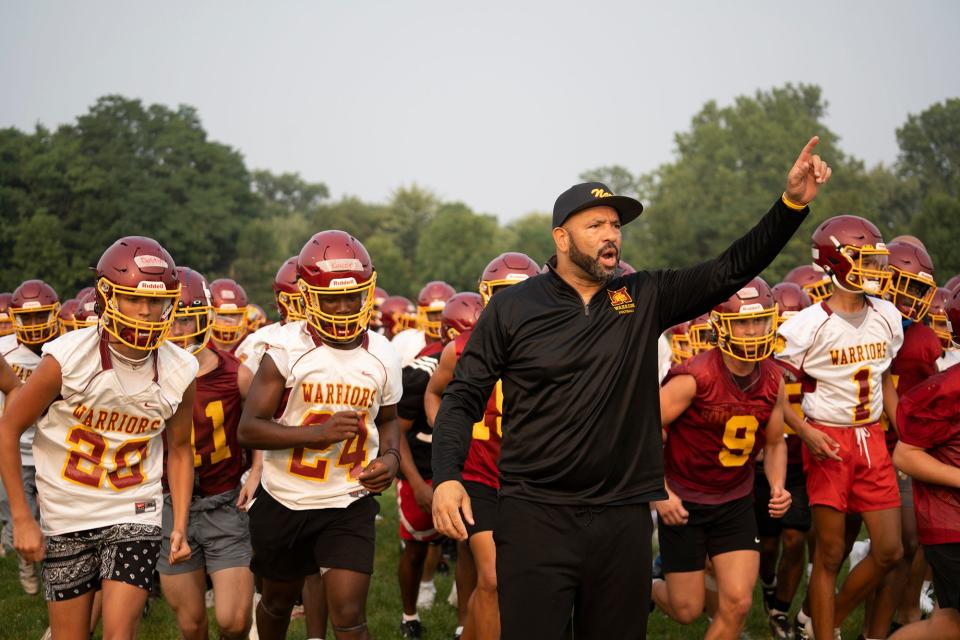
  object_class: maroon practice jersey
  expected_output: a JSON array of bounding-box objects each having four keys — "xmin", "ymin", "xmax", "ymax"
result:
[
  {"xmin": 164, "ymin": 347, "xmax": 246, "ymax": 496},
  {"xmin": 883, "ymin": 321, "xmax": 942, "ymax": 453},
  {"xmin": 897, "ymin": 366, "xmax": 960, "ymax": 545},
  {"xmin": 664, "ymin": 348, "xmax": 782, "ymax": 504},
  {"xmin": 451, "ymin": 331, "xmax": 503, "ymax": 490}
]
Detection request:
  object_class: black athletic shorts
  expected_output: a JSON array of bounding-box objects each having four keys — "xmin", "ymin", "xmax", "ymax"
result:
[
  {"xmin": 248, "ymin": 486, "xmax": 379, "ymax": 580},
  {"xmin": 754, "ymin": 463, "xmax": 811, "ymax": 536},
  {"xmin": 923, "ymin": 542, "xmax": 960, "ymax": 611},
  {"xmin": 464, "ymin": 481, "xmax": 497, "ymax": 538},
  {"xmin": 659, "ymin": 493, "xmax": 759, "ymax": 574}
]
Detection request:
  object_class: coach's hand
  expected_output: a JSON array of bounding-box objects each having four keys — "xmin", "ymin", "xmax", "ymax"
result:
[
  {"xmin": 768, "ymin": 485, "xmax": 792, "ymax": 519},
  {"xmin": 432, "ymin": 480, "xmax": 474, "ymax": 541},
  {"xmin": 168, "ymin": 529, "xmax": 192, "ymax": 565},
  {"xmin": 653, "ymin": 487, "xmax": 688, "ymax": 527},
  {"xmin": 798, "ymin": 422, "xmax": 842, "ymax": 462},
  {"xmin": 358, "ymin": 454, "xmax": 398, "ymax": 493},
  {"xmin": 13, "ymin": 516, "xmax": 45, "ymax": 563},
  {"xmin": 310, "ymin": 410, "xmax": 362, "ymax": 448},
  {"xmin": 785, "ymin": 136, "xmax": 832, "ymax": 206}
]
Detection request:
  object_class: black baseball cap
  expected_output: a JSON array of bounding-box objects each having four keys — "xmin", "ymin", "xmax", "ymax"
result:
[{"xmin": 552, "ymin": 182, "xmax": 644, "ymax": 229}]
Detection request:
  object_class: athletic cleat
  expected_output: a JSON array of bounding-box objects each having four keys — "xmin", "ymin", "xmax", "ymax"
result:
[
  {"xmin": 794, "ymin": 613, "xmax": 811, "ymax": 640},
  {"xmin": 920, "ymin": 580, "xmax": 934, "ymax": 615},
  {"xmin": 400, "ymin": 619, "xmax": 425, "ymax": 638},
  {"xmin": 417, "ymin": 579, "xmax": 436, "ymax": 609},
  {"xmin": 768, "ymin": 611, "xmax": 792, "ymax": 639}
]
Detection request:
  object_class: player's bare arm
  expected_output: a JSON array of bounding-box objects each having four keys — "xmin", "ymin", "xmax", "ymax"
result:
[
  {"xmin": 784, "ymin": 402, "xmax": 842, "ymax": 461},
  {"xmin": 397, "ymin": 415, "xmax": 433, "ymax": 511},
  {"xmin": 764, "ymin": 380, "xmax": 792, "ymax": 518},
  {"xmin": 424, "ymin": 340, "xmax": 457, "ymax": 426},
  {"xmin": 882, "ymin": 369, "xmax": 899, "ymax": 435},
  {"xmin": 237, "ymin": 360, "xmax": 253, "ymax": 400},
  {"xmin": 237, "ymin": 354, "xmax": 360, "ymax": 450},
  {"xmin": 357, "ymin": 403, "xmax": 401, "ymax": 493},
  {"xmin": 234, "ymin": 356, "xmax": 262, "ymax": 507},
  {"xmin": 0, "ymin": 355, "xmax": 62, "ymax": 562},
  {"xmin": 0, "ymin": 354, "xmax": 21, "ymax": 400},
  {"xmin": 166, "ymin": 380, "xmax": 196, "ymax": 565},
  {"xmin": 893, "ymin": 441, "xmax": 960, "ymax": 489}
]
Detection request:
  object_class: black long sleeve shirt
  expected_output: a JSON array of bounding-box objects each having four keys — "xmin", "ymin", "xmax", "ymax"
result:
[{"xmin": 432, "ymin": 197, "xmax": 809, "ymax": 505}]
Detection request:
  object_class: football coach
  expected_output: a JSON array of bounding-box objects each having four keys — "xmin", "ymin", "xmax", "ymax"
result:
[{"xmin": 432, "ymin": 137, "xmax": 831, "ymax": 639}]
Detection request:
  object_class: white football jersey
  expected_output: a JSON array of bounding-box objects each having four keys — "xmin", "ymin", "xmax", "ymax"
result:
[
  {"xmin": 775, "ymin": 299, "xmax": 903, "ymax": 427},
  {"xmin": 32, "ymin": 327, "xmax": 198, "ymax": 535},
  {"xmin": 235, "ymin": 321, "xmax": 286, "ymax": 375},
  {"xmin": 937, "ymin": 349, "xmax": 960, "ymax": 372},
  {"xmin": 391, "ymin": 328, "xmax": 427, "ymax": 367},
  {"xmin": 260, "ymin": 323, "xmax": 402, "ymax": 510},
  {"xmin": 0, "ymin": 335, "xmax": 41, "ymax": 466},
  {"xmin": 657, "ymin": 333, "xmax": 673, "ymax": 384}
]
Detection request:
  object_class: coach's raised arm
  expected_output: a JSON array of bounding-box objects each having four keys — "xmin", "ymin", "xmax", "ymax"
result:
[{"xmin": 430, "ymin": 137, "xmax": 830, "ymax": 640}]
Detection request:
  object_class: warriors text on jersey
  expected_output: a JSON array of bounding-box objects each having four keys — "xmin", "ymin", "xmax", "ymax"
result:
[
  {"xmin": 0, "ymin": 334, "xmax": 41, "ymax": 466},
  {"xmin": 261, "ymin": 322, "xmax": 402, "ymax": 510},
  {"xmin": 776, "ymin": 299, "xmax": 903, "ymax": 426},
  {"xmin": 663, "ymin": 348, "xmax": 782, "ymax": 504},
  {"xmin": 32, "ymin": 327, "xmax": 198, "ymax": 536}
]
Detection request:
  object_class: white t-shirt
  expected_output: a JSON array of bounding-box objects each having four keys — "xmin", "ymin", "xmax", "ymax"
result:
[
  {"xmin": 32, "ymin": 327, "xmax": 198, "ymax": 535},
  {"xmin": 937, "ymin": 349, "xmax": 960, "ymax": 372},
  {"xmin": 235, "ymin": 321, "xmax": 286, "ymax": 375},
  {"xmin": 391, "ymin": 328, "xmax": 427, "ymax": 367},
  {"xmin": 0, "ymin": 334, "xmax": 40, "ymax": 466},
  {"xmin": 260, "ymin": 323, "xmax": 403, "ymax": 510},
  {"xmin": 775, "ymin": 298, "xmax": 903, "ymax": 427}
]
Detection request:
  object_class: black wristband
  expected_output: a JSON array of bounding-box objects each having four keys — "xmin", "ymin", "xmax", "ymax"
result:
[{"xmin": 382, "ymin": 448, "xmax": 401, "ymax": 466}]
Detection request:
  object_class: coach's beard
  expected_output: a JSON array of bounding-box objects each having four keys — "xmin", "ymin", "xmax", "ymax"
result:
[{"xmin": 569, "ymin": 237, "xmax": 619, "ymax": 285}]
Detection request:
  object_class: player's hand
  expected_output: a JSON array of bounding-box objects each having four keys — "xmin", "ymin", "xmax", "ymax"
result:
[
  {"xmin": 236, "ymin": 469, "xmax": 261, "ymax": 510},
  {"xmin": 310, "ymin": 410, "xmax": 362, "ymax": 448},
  {"xmin": 799, "ymin": 423, "xmax": 843, "ymax": 462},
  {"xmin": 358, "ymin": 454, "xmax": 398, "ymax": 493},
  {"xmin": 13, "ymin": 516, "xmax": 45, "ymax": 563},
  {"xmin": 653, "ymin": 488, "xmax": 689, "ymax": 527},
  {"xmin": 168, "ymin": 529, "xmax": 192, "ymax": 565},
  {"xmin": 785, "ymin": 136, "xmax": 832, "ymax": 206},
  {"xmin": 413, "ymin": 481, "xmax": 434, "ymax": 513},
  {"xmin": 432, "ymin": 480, "xmax": 473, "ymax": 541},
  {"xmin": 768, "ymin": 485, "xmax": 792, "ymax": 519}
]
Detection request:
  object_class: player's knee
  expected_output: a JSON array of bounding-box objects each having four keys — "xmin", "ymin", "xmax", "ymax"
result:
[
  {"xmin": 329, "ymin": 600, "xmax": 365, "ymax": 627},
  {"xmin": 671, "ymin": 600, "xmax": 702, "ymax": 625},
  {"xmin": 216, "ymin": 608, "xmax": 253, "ymax": 638},
  {"xmin": 720, "ymin": 592, "xmax": 753, "ymax": 620},
  {"xmin": 782, "ymin": 528, "xmax": 806, "ymax": 556},
  {"xmin": 871, "ymin": 539, "xmax": 903, "ymax": 569},
  {"xmin": 816, "ymin": 540, "xmax": 846, "ymax": 572},
  {"xmin": 176, "ymin": 613, "xmax": 208, "ymax": 638}
]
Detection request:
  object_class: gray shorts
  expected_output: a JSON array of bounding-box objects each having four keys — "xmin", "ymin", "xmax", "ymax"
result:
[{"xmin": 158, "ymin": 490, "xmax": 252, "ymax": 575}]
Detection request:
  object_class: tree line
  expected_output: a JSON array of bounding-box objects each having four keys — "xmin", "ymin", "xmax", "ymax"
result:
[{"xmin": 1, "ymin": 86, "xmax": 957, "ymax": 315}]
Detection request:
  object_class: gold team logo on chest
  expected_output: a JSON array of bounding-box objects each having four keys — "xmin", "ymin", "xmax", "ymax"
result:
[{"xmin": 607, "ymin": 287, "xmax": 635, "ymax": 315}]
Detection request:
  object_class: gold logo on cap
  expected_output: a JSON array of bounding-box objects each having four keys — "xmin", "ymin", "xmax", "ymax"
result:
[{"xmin": 591, "ymin": 188, "xmax": 613, "ymax": 198}]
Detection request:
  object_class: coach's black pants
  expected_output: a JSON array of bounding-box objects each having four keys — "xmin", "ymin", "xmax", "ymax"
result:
[{"xmin": 495, "ymin": 496, "xmax": 653, "ymax": 639}]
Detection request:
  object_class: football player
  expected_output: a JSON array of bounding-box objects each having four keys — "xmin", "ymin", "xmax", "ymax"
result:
[
  {"xmin": 0, "ymin": 236, "xmax": 197, "ymax": 639},
  {"xmin": 57, "ymin": 298, "xmax": 81, "ymax": 333},
  {"xmin": 392, "ymin": 282, "xmax": 456, "ymax": 367},
  {"xmin": 209, "ymin": 278, "xmax": 250, "ymax": 354},
  {"xmin": 380, "ymin": 296, "xmax": 417, "ymax": 340},
  {"xmin": 246, "ymin": 304, "xmax": 269, "ymax": 333},
  {"xmin": 758, "ymin": 281, "xmax": 813, "ymax": 639},
  {"xmin": 160, "ymin": 266, "xmax": 257, "ymax": 640},
  {"xmin": 425, "ymin": 252, "xmax": 541, "ymax": 640},
  {"xmin": 238, "ymin": 230, "xmax": 402, "ymax": 640},
  {"xmin": 889, "ymin": 286, "xmax": 960, "ymax": 640},
  {"xmin": 653, "ymin": 277, "xmax": 791, "ymax": 640},
  {"xmin": 0, "ymin": 279, "xmax": 62, "ymax": 595},
  {"xmin": 777, "ymin": 216, "xmax": 904, "ymax": 640},
  {"xmin": 397, "ymin": 291, "xmax": 484, "ymax": 639},
  {"xmin": 0, "ymin": 354, "xmax": 22, "ymax": 554},
  {"xmin": 784, "ymin": 264, "xmax": 834, "ymax": 303},
  {"xmin": 929, "ymin": 288, "xmax": 960, "ymax": 371},
  {"xmin": 370, "ymin": 287, "xmax": 388, "ymax": 333}
]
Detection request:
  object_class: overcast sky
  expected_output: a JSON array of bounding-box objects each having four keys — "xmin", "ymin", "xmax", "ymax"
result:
[{"xmin": 2, "ymin": 1, "xmax": 958, "ymax": 221}]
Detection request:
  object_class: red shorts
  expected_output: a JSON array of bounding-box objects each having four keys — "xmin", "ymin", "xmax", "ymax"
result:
[
  {"xmin": 397, "ymin": 479, "xmax": 439, "ymax": 542},
  {"xmin": 802, "ymin": 421, "xmax": 900, "ymax": 514}
]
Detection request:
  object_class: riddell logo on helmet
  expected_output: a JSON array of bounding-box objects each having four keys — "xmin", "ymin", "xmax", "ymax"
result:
[
  {"xmin": 136, "ymin": 281, "xmax": 167, "ymax": 291},
  {"xmin": 21, "ymin": 301, "xmax": 42, "ymax": 309},
  {"xmin": 330, "ymin": 277, "xmax": 359, "ymax": 288},
  {"xmin": 133, "ymin": 255, "xmax": 169, "ymax": 270}
]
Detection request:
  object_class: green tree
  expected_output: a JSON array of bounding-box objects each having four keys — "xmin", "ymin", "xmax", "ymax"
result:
[
  {"xmin": 501, "ymin": 212, "xmax": 554, "ymax": 267},
  {"xmin": 896, "ymin": 98, "xmax": 960, "ymax": 198},
  {"xmin": 413, "ymin": 204, "xmax": 501, "ymax": 293}
]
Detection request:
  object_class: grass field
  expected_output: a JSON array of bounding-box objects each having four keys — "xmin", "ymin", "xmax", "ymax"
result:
[{"xmin": 0, "ymin": 487, "xmax": 866, "ymax": 639}]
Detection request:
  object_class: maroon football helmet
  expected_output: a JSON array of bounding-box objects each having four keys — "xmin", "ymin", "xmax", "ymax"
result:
[
  {"xmin": 58, "ymin": 298, "xmax": 81, "ymax": 333},
  {"xmin": 885, "ymin": 240, "xmax": 936, "ymax": 322},
  {"xmin": 0, "ymin": 292, "xmax": 14, "ymax": 336},
  {"xmin": 11, "ymin": 279, "xmax": 61, "ymax": 345},
  {"xmin": 209, "ymin": 279, "xmax": 249, "ymax": 345},
  {"xmin": 297, "ymin": 230, "xmax": 377, "ymax": 342},
  {"xmin": 928, "ymin": 287, "xmax": 955, "ymax": 350},
  {"xmin": 710, "ymin": 277, "xmax": 777, "ymax": 362},
  {"xmin": 784, "ymin": 265, "xmax": 833, "ymax": 303},
  {"xmin": 370, "ymin": 286, "xmax": 389, "ymax": 332},
  {"xmin": 96, "ymin": 236, "xmax": 180, "ymax": 350},
  {"xmin": 811, "ymin": 215, "xmax": 890, "ymax": 296},
  {"xmin": 478, "ymin": 253, "xmax": 540, "ymax": 305},
  {"xmin": 169, "ymin": 267, "xmax": 213, "ymax": 353},
  {"xmin": 417, "ymin": 281, "xmax": 456, "ymax": 339},
  {"xmin": 944, "ymin": 274, "xmax": 960, "ymax": 294},
  {"xmin": 688, "ymin": 313, "xmax": 715, "ymax": 356},
  {"xmin": 246, "ymin": 304, "xmax": 268, "ymax": 332},
  {"xmin": 381, "ymin": 296, "xmax": 416, "ymax": 339},
  {"xmin": 946, "ymin": 287, "xmax": 960, "ymax": 347},
  {"xmin": 440, "ymin": 292, "xmax": 485, "ymax": 345},
  {"xmin": 667, "ymin": 322, "xmax": 693, "ymax": 363},
  {"xmin": 771, "ymin": 282, "xmax": 812, "ymax": 322},
  {"xmin": 75, "ymin": 288, "xmax": 99, "ymax": 328},
  {"xmin": 273, "ymin": 256, "xmax": 306, "ymax": 322}
]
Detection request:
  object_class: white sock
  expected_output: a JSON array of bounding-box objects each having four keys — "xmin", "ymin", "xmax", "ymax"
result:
[
  {"xmin": 796, "ymin": 609, "xmax": 811, "ymax": 624},
  {"xmin": 402, "ymin": 612, "xmax": 420, "ymax": 623},
  {"xmin": 761, "ymin": 576, "xmax": 777, "ymax": 589}
]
